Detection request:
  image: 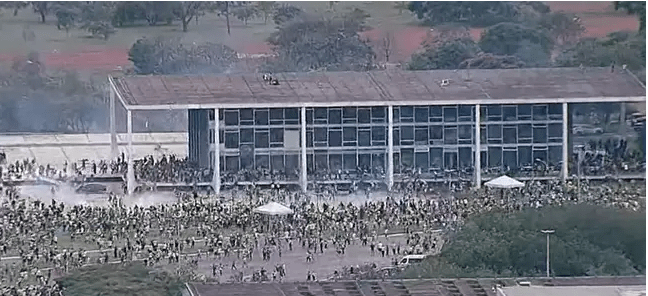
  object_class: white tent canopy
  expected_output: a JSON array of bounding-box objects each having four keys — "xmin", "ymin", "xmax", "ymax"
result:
[
  {"xmin": 253, "ymin": 201, "xmax": 294, "ymax": 215},
  {"xmin": 485, "ymin": 175, "xmax": 525, "ymax": 189}
]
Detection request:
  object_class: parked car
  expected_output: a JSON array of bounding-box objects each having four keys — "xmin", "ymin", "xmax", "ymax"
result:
[{"xmin": 573, "ymin": 125, "xmax": 603, "ymax": 135}]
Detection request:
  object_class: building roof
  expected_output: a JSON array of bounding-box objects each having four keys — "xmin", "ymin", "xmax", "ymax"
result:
[
  {"xmin": 188, "ymin": 277, "xmax": 647, "ymax": 296},
  {"xmin": 110, "ymin": 67, "xmax": 646, "ymax": 110},
  {"xmin": 499, "ymin": 286, "xmax": 646, "ymax": 296}
]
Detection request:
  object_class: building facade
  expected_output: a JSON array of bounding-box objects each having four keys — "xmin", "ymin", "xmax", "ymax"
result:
[
  {"xmin": 189, "ymin": 102, "xmax": 566, "ymax": 186},
  {"xmin": 109, "ymin": 67, "xmax": 645, "ymax": 194}
]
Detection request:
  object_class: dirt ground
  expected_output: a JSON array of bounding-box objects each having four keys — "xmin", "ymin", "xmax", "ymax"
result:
[{"xmin": 0, "ymin": 1, "xmax": 638, "ymax": 75}]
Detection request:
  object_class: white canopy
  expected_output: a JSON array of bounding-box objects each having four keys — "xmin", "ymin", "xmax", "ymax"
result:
[
  {"xmin": 485, "ymin": 175, "xmax": 525, "ymax": 189},
  {"xmin": 253, "ymin": 201, "xmax": 294, "ymax": 215}
]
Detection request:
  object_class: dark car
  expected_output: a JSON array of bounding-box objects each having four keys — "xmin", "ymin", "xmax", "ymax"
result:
[{"xmin": 75, "ymin": 183, "xmax": 107, "ymax": 194}]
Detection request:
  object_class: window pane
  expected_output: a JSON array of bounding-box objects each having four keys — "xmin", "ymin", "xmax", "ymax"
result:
[
  {"xmin": 314, "ymin": 127, "xmax": 327, "ymax": 142},
  {"xmin": 401, "ymin": 125, "xmax": 414, "ymax": 140},
  {"xmin": 329, "ymin": 109, "xmax": 342, "ymax": 124},
  {"xmin": 358, "ymin": 108, "xmax": 371, "ymax": 123},
  {"xmin": 272, "ymin": 155, "xmax": 284, "ymax": 171},
  {"xmin": 270, "ymin": 108, "xmax": 283, "ymax": 120},
  {"xmin": 503, "ymin": 150, "xmax": 517, "ymax": 169},
  {"xmin": 458, "ymin": 125, "xmax": 472, "ymax": 140},
  {"xmin": 372, "ymin": 126, "xmax": 385, "ymax": 141},
  {"xmin": 344, "ymin": 153, "xmax": 356, "ymax": 170},
  {"xmin": 444, "ymin": 127, "xmax": 457, "ymax": 144},
  {"xmin": 488, "ymin": 124, "xmax": 502, "ymax": 139},
  {"xmin": 225, "ymin": 156, "xmax": 239, "ymax": 172},
  {"xmin": 548, "ymin": 123, "xmax": 562, "ymax": 138},
  {"xmin": 270, "ymin": 128, "xmax": 283, "ymax": 143},
  {"xmin": 415, "ymin": 127, "xmax": 428, "ymax": 142},
  {"xmin": 358, "ymin": 131, "xmax": 371, "ymax": 146},
  {"xmin": 343, "ymin": 107, "xmax": 356, "ymax": 118},
  {"xmin": 401, "ymin": 148, "xmax": 413, "ymax": 167},
  {"xmin": 533, "ymin": 149, "xmax": 547, "ymax": 163},
  {"xmin": 458, "ymin": 105, "xmax": 472, "ymax": 117},
  {"xmin": 315, "ymin": 152, "xmax": 328, "ymax": 170},
  {"xmin": 503, "ymin": 126, "xmax": 517, "ymax": 144},
  {"xmin": 503, "ymin": 106, "xmax": 516, "ymax": 121},
  {"xmin": 533, "ymin": 126, "xmax": 547, "ymax": 143},
  {"xmin": 372, "ymin": 107, "xmax": 385, "ymax": 120},
  {"xmin": 329, "ymin": 154, "xmax": 342, "ymax": 170},
  {"xmin": 255, "ymin": 155, "xmax": 269, "ymax": 169},
  {"xmin": 518, "ymin": 105, "xmax": 531, "ymax": 118},
  {"xmin": 444, "ymin": 107, "xmax": 457, "ymax": 122},
  {"xmin": 459, "ymin": 147, "xmax": 472, "ymax": 168},
  {"xmin": 430, "ymin": 106, "xmax": 442, "ymax": 117},
  {"xmin": 329, "ymin": 130, "xmax": 342, "ymax": 146},
  {"xmin": 224, "ymin": 111, "xmax": 238, "ymax": 125},
  {"xmin": 285, "ymin": 108, "xmax": 298, "ymax": 120},
  {"xmin": 240, "ymin": 109, "xmax": 253, "ymax": 121},
  {"xmin": 400, "ymin": 106, "xmax": 413, "ymax": 118},
  {"xmin": 255, "ymin": 131, "xmax": 269, "ymax": 148},
  {"xmin": 255, "ymin": 110, "xmax": 269, "ymax": 125},
  {"xmin": 519, "ymin": 146, "xmax": 532, "ymax": 166},
  {"xmin": 343, "ymin": 127, "xmax": 356, "ymax": 141},
  {"xmin": 548, "ymin": 103, "xmax": 562, "ymax": 115},
  {"xmin": 518, "ymin": 124, "xmax": 532, "ymax": 138},
  {"xmin": 415, "ymin": 152, "xmax": 428, "ymax": 169},
  {"xmin": 444, "ymin": 152, "xmax": 457, "ymax": 169},
  {"xmin": 415, "ymin": 107, "xmax": 428, "ymax": 122},
  {"xmin": 548, "ymin": 145, "xmax": 562, "ymax": 167},
  {"xmin": 225, "ymin": 132, "xmax": 239, "ymax": 149},
  {"xmin": 358, "ymin": 154, "xmax": 371, "ymax": 168},
  {"xmin": 430, "ymin": 148, "xmax": 442, "ymax": 168},
  {"xmin": 488, "ymin": 105, "xmax": 502, "ymax": 116},
  {"xmin": 430, "ymin": 126, "xmax": 443, "ymax": 140},
  {"xmin": 488, "ymin": 146, "xmax": 502, "ymax": 167},
  {"xmin": 315, "ymin": 108, "xmax": 327, "ymax": 119},
  {"xmin": 533, "ymin": 105, "xmax": 547, "ymax": 121}
]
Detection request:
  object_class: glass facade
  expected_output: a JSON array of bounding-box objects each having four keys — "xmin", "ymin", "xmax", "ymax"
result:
[{"xmin": 201, "ymin": 103, "xmax": 564, "ymax": 182}]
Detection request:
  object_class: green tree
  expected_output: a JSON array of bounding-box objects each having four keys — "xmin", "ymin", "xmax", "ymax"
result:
[
  {"xmin": 173, "ymin": 1, "xmax": 211, "ymax": 32},
  {"xmin": 50, "ymin": 2, "xmax": 81, "ymax": 34},
  {"xmin": 555, "ymin": 32, "xmax": 645, "ymax": 75},
  {"xmin": 79, "ymin": 2, "xmax": 117, "ymax": 40},
  {"xmin": 255, "ymin": 1, "xmax": 275, "ymax": 24},
  {"xmin": 402, "ymin": 204, "xmax": 645, "ymax": 278},
  {"xmin": 264, "ymin": 11, "xmax": 375, "ymax": 72},
  {"xmin": 394, "ymin": 1, "xmax": 408, "ymax": 15},
  {"xmin": 232, "ymin": 2, "xmax": 259, "ymax": 26},
  {"xmin": 614, "ymin": 1, "xmax": 646, "ymax": 32},
  {"xmin": 31, "ymin": 1, "xmax": 50, "ymax": 23},
  {"xmin": 128, "ymin": 37, "xmax": 238, "ymax": 75},
  {"xmin": 408, "ymin": 1, "xmax": 518, "ymax": 27},
  {"xmin": 478, "ymin": 22, "xmax": 553, "ymax": 66},
  {"xmin": 272, "ymin": 3, "xmax": 302, "ymax": 26},
  {"xmin": 0, "ymin": 1, "xmax": 28, "ymax": 16},
  {"xmin": 408, "ymin": 38, "xmax": 479, "ymax": 70}
]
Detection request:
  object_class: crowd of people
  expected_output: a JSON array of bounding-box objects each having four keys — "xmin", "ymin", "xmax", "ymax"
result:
[{"xmin": 0, "ymin": 153, "xmax": 645, "ymax": 295}]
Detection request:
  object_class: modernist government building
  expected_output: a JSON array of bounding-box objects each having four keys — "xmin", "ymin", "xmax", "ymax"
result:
[{"xmin": 108, "ymin": 67, "xmax": 645, "ymax": 194}]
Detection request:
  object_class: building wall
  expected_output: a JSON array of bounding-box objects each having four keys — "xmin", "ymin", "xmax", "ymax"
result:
[{"xmin": 190, "ymin": 103, "xmax": 565, "ymax": 181}]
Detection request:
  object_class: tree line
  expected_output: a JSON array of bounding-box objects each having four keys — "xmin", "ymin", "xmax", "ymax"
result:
[
  {"xmin": 407, "ymin": 1, "xmax": 645, "ymax": 78},
  {"xmin": 401, "ymin": 203, "xmax": 645, "ymax": 278}
]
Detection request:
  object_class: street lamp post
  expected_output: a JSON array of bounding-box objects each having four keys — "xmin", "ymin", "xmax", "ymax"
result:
[{"xmin": 541, "ymin": 229, "xmax": 555, "ymax": 277}]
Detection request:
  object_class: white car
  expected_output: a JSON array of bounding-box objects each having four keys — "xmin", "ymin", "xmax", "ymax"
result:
[
  {"xmin": 397, "ymin": 254, "xmax": 427, "ymax": 268},
  {"xmin": 573, "ymin": 125, "xmax": 603, "ymax": 135}
]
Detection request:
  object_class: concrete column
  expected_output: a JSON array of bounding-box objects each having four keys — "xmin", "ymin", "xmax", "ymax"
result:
[
  {"xmin": 300, "ymin": 107, "xmax": 307, "ymax": 192},
  {"xmin": 387, "ymin": 105, "xmax": 394, "ymax": 190},
  {"xmin": 475, "ymin": 104, "xmax": 481, "ymax": 188},
  {"xmin": 213, "ymin": 108, "xmax": 221, "ymax": 195},
  {"xmin": 620, "ymin": 102, "xmax": 627, "ymax": 135},
  {"xmin": 562, "ymin": 102, "xmax": 568, "ymax": 182},
  {"xmin": 127, "ymin": 110, "xmax": 135, "ymax": 195},
  {"xmin": 109, "ymin": 85, "xmax": 118, "ymax": 160}
]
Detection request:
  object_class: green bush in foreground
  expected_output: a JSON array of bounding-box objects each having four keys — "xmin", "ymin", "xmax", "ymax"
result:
[
  {"xmin": 56, "ymin": 264, "xmax": 185, "ymax": 296},
  {"xmin": 402, "ymin": 204, "xmax": 645, "ymax": 278}
]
